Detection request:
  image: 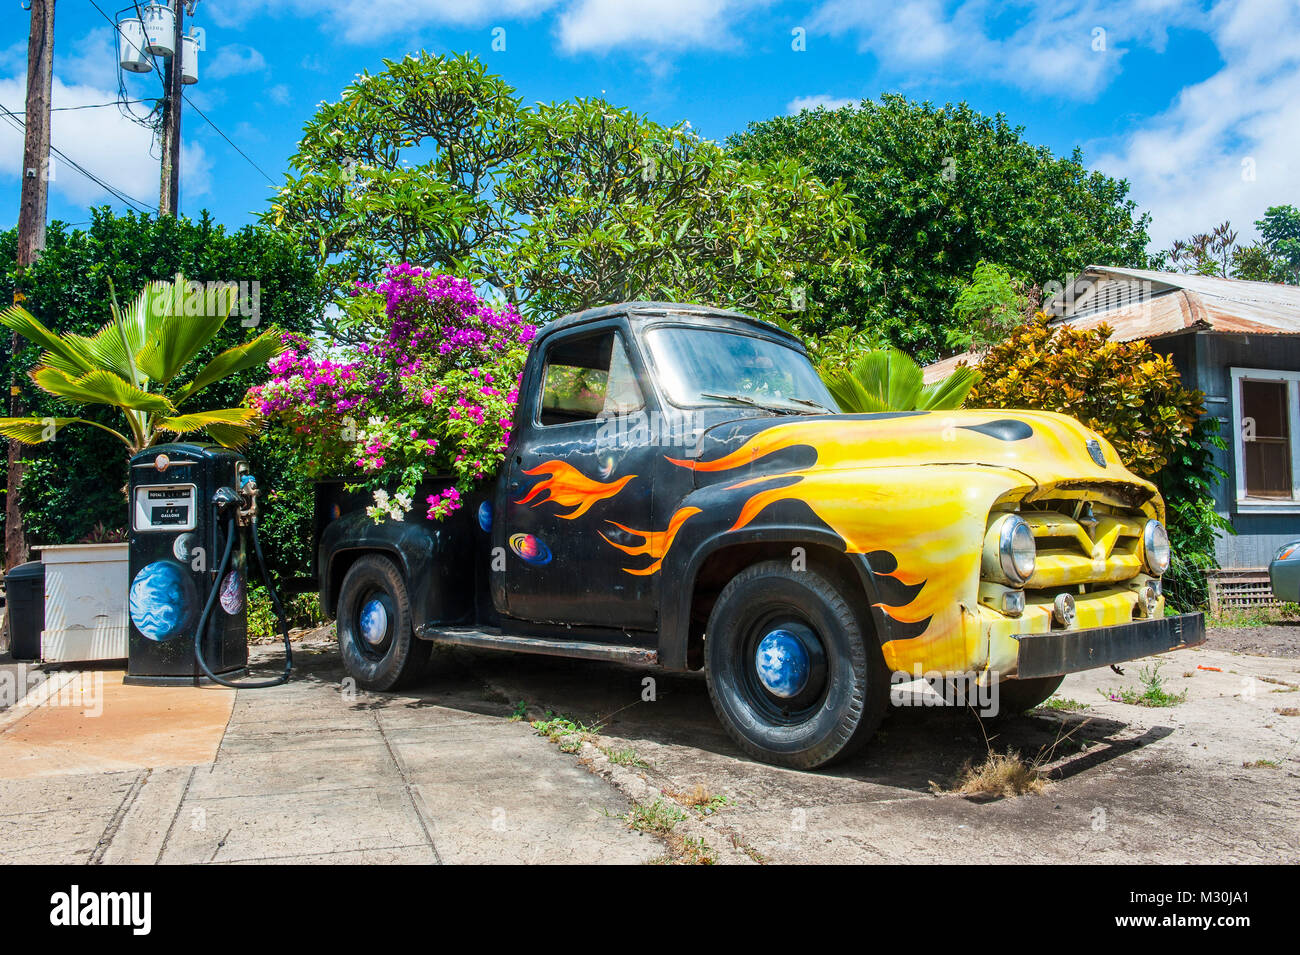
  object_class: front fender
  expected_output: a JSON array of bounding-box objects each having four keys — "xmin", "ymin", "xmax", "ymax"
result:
[{"xmin": 656, "ymin": 464, "xmax": 1036, "ymax": 674}]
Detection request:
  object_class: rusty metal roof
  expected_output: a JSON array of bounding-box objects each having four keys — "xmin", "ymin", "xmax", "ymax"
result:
[{"xmin": 922, "ymin": 266, "xmax": 1300, "ymax": 383}]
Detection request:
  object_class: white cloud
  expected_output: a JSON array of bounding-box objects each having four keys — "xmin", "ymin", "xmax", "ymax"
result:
[
  {"xmin": 0, "ymin": 30, "xmax": 212, "ymax": 212},
  {"xmin": 266, "ymin": 84, "xmax": 292, "ymax": 106},
  {"xmin": 555, "ymin": 0, "xmax": 767, "ymax": 54},
  {"xmin": 786, "ymin": 94, "xmax": 857, "ymax": 114},
  {"xmin": 208, "ymin": 1, "xmax": 559, "ymax": 43},
  {"xmin": 206, "ymin": 0, "xmax": 769, "ymax": 51},
  {"xmin": 1095, "ymin": 0, "xmax": 1300, "ymax": 250},
  {"xmin": 206, "ymin": 44, "xmax": 267, "ymax": 80},
  {"xmin": 808, "ymin": 0, "xmax": 1198, "ymax": 100}
]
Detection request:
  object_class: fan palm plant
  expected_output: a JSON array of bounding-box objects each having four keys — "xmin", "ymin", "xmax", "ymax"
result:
[
  {"xmin": 822, "ymin": 346, "xmax": 980, "ymax": 413},
  {"xmin": 0, "ymin": 275, "xmax": 285, "ymax": 453}
]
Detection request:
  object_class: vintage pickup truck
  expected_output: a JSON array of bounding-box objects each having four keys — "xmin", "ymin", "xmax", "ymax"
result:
[{"xmin": 313, "ymin": 302, "xmax": 1205, "ymax": 768}]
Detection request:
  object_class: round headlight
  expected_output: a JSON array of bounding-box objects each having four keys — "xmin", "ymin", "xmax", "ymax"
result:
[
  {"xmin": 1000, "ymin": 515, "xmax": 1037, "ymax": 585},
  {"xmin": 1142, "ymin": 520, "xmax": 1171, "ymax": 576}
]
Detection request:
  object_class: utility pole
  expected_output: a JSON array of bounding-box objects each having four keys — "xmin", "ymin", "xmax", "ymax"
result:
[
  {"xmin": 158, "ymin": 1, "xmax": 184, "ymax": 216},
  {"xmin": 7, "ymin": 0, "xmax": 55, "ymax": 570}
]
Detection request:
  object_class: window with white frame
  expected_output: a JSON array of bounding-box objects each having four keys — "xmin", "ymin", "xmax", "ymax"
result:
[{"xmin": 1230, "ymin": 367, "xmax": 1300, "ymax": 504}]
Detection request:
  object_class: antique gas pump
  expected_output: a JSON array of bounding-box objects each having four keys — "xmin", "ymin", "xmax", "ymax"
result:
[{"xmin": 124, "ymin": 442, "xmax": 291, "ymax": 687}]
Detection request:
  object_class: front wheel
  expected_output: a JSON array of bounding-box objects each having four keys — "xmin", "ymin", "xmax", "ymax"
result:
[
  {"xmin": 337, "ymin": 554, "xmax": 431, "ymax": 691},
  {"xmin": 705, "ymin": 561, "xmax": 888, "ymax": 769},
  {"xmin": 992, "ymin": 675, "xmax": 1065, "ymax": 716}
]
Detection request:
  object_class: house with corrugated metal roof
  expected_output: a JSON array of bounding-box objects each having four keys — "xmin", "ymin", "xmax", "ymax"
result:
[{"xmin": 924, "ymin": 265, "xmax": 1300, "ymax": 569}]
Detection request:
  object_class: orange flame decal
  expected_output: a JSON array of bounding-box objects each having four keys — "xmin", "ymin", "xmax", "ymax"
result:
[
  {"xmin": 516, "ymin": 460, "xmax": 635, "ymax": 519},
  {"xmin": 601, "ymin": 507, "xmax": 702, "ymax": 576}
]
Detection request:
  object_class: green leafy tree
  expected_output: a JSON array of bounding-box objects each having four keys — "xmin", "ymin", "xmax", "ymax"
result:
[
  {"xmin": 1230, "ymin": 242, "xmax": 1288, "ymax": 283},
  {"xmin": 267, "ymin": 52, "xmax": 526, "ymax": 305},
  {"xmin": 948, "ymin": 261, "xmax": 1039, "ymax": 353},
  {"xmin": 823, "ymin": 347, "xmax": 979, "ymax": 413},
  {"xmin": 727, "ymin": 96, "xmax": 1152, "ymax": 362},
  {"xmin": 495, "ymin": 98, "xmax": 861, "ymax": 324},
  {"xmin": 1256, "ymin": 204, "xmax": 1300, "ymax": 283},
  {"xmin": 267, "ymin": 53, "xmax": 860, "ymax": 330},
  {"xmin": 0, "ymin": 275, "xmax": 283, "ymax": 452}
]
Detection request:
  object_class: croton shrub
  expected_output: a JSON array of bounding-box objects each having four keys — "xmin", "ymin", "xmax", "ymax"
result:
[{"xmin": 248, "ymin": 264, "xmax": 535, "ymax": 521}]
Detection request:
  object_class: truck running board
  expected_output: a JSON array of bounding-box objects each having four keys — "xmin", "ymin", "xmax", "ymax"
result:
[{"xmin": 420, "ymin": 626, "xmax": 659, "ymax": 666}]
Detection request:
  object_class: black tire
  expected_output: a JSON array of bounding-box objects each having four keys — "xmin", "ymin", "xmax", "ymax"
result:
[
  {"xmin": 705, "ymin": 560, "xmax": 888, "ymax": 769},
  {"xmin": 337, "ymin": 554, "xmax": 431, "ymax": 691},
  {"xmin": 993, "ymin": 675, "xmax": 1065, "ymax": 716}
]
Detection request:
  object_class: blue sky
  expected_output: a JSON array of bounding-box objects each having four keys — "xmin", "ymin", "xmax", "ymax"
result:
[{"xmin": 1, "ymin": 1, "xmax": 1297, "ymax": 250}]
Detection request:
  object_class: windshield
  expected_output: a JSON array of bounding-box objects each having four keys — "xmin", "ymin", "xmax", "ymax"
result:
[{"xmin": 645, "ymin": 325, "xmax": 836, "ymax": 412}]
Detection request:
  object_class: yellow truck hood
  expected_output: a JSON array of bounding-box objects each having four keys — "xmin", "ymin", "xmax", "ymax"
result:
[{"xmin": 687, "ymin": 408, "xmax": 1158, "ymax": 511}]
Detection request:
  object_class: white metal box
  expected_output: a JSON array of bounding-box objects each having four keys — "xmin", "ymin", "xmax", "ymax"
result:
[{"xmin": 35, "ymin": 543, "xmax": 129, "ymax": 663}]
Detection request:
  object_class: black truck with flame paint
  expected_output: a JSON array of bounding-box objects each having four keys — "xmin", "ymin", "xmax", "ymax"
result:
[{"xmin": 316, "ymin": 303, "xmax": 1205, "ymax": 768}]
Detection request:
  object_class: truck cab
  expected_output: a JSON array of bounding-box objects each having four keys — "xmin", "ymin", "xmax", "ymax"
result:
[{"xmin": 316, "ymin": 302, "xmax": 1205, "ymax": 769}]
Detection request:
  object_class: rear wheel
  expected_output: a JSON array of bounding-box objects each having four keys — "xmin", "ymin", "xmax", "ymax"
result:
[
  {"xmin": 993, "ymin": 675, "xmax": 1065, "ymax": 716},
  {"xmin": 337, "ymin": 554, "xmax": 430, "ymax": 691},
  {"xmin": 705, "ymin": 560, "xmax": 888, "ymax": 769}
]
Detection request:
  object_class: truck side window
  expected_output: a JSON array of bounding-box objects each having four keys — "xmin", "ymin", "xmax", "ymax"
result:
[{"xmin": 539, "ymin": 331, "xmax": 644, "ymax": 426}]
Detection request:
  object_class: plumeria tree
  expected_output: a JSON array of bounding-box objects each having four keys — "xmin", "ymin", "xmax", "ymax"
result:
[{"xmin": 249, "ymin": 264, "xmax": 534, "ymax": 521}]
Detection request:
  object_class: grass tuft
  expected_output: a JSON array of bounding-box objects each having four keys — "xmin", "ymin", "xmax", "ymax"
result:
[
  {"xmin": 938, "ymin": 749, "xmax": 1049, "ymax": 800},
  {"xmin": 1100, "ymin": 662, "xmax": 1187, "ymax": 707},
  {"xmin": 626, "ymin": 798, "xmax": 687, "ymax": 834}
]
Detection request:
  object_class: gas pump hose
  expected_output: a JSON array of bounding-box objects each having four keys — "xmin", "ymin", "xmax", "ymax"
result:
[{"xmin": 193, "ymin": 512, "xmax": 294, "ymax": 688}]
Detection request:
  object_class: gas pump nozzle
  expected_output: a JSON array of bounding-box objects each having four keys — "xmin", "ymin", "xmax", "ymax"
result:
[
  {"xmin": 238, "ymin": 474, "xmax": 259, "ymax": 525},
  {"xmin": 194, "ymin": 475, "xmax": 291, "ymax": 688}
]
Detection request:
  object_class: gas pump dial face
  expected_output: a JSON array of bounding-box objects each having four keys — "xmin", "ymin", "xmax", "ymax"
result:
[{"xmin": 133, "ymin": 484, "xmax": 198, "ymax": 532}]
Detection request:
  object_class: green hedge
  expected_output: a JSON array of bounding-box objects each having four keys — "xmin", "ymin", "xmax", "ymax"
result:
[{"xmin": 1, "ymin": 208, "xmax": 324, "ymax": 578}]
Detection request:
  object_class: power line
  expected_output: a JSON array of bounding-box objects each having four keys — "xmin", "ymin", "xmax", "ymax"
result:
[
  {"xmin": 0, "ymin": 102, "xmax": 154, "ymax": 214},
  {"xmin": 181, "ymin": 93, "xmax": 277, "ymax": 185},
  {"xmin": 5, "ymin": 100, "xmax": 153, "ymax": 112}
]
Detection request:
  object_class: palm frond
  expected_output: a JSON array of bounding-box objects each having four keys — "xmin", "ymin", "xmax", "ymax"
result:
[
  {"xmin": 918, "ymin": 366, "xmax": 981, "ymax": 410},
  {"xmin": 0, "ymin": 416, "xmax": 129, "ymax": 446},
  {"xmin": 156, "ymin": 408, "xmax": 261, "ymax": 449},
  {"xmin": 31, "ymin": 367, "xmax": 176, "ymax": 413},
  {"xmin": 135, "ymin": 276, "xmax": 234, "ymax": 386},
  {"xmin": 171, "ymin": 327, "xmax": 286, "ymax": 406},
  {"xmin": 0, "ymin": 305, "xmax": 97, "ymax": 377},
  {"xmin": 826, "ymin": 348, "xmax": 924, "ymax": 413}
]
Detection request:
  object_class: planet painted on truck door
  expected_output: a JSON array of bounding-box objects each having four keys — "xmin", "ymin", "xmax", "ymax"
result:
[
  {"xmin": 129, "ymin": 560, "xmax": 198, "ymax": 641},
  {"xmin": 509, "ymin": 533, "xmax": 552, "ymax": 566}
]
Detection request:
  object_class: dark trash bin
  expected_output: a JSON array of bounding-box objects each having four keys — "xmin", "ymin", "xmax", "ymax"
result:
[{"xmin": 4, "ymin": 561, "xmax": 44, "ymax": 661}]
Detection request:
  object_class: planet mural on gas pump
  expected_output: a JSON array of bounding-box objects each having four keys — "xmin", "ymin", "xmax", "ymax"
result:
[
  {"xmin": 172, "ymin": 532, "xmax": 199, "ymax": 564},
  {"xmin": 477, "ymin": 500, "xmax": 493, "ymax": 533},
  {"xmin": 219, "ymin": 569, "xmax": 245, "ymax": 615},
  {"xmin": 129, "ymin": 560, "xmax": 198, "ymax": 641}
]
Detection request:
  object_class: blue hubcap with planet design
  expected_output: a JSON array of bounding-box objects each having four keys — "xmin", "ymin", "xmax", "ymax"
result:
[
  {"xmin": 755, "ymin": 629, "xmax": 812, "ymax": 698},
  {"xmin": 359, "ymin": 597, "xmax": 390, "ymax": 647},
  {"xmin": 747, "ymin": 621, "xmax": 827, "ymax": 718}
]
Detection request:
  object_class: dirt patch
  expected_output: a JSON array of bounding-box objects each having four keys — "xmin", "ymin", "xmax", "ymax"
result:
[
  {"xmin": 1207, "ymin": 621, "xmax": 1300, "ymax": 658},
  {"xmin": 458, "ymin": 642, "xmax": 1300, "ymax": 864}
]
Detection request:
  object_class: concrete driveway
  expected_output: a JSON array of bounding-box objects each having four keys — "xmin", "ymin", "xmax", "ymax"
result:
[
  {"xmin": 0, "ymin": 629, "xmax": 1296, "ymax": 864},
  {"xmin": 0, "ymin": 639, "xmax": 658, "ymax": 864}
]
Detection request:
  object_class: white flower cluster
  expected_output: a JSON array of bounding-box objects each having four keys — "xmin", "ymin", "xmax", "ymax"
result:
[{"xmin": 365, "ymin": 488, "xmax": 412, "ymax": 522}]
